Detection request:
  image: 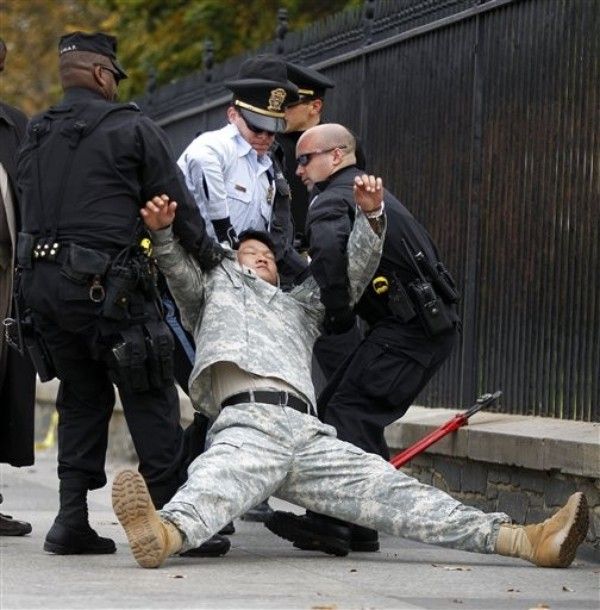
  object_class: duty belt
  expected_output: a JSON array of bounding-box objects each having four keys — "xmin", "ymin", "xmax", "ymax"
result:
[
  {"xmin": 221, "ymin": 390, "xmax": 312, "ymax": 415},
  {"xmin": 32, "ymin": 239, "xmax": 66, "ymax": 263}
]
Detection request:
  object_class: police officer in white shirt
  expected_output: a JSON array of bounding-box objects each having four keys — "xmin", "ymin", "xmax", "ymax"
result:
[{"xmin": 178, "ymin": 55, "xmax": 300, "ymax": 250}]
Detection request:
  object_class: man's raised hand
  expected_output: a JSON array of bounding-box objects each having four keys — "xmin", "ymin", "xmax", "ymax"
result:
[
  {"xmin": 140, "ymin": 194, "xmax": 177, "ymax": 231},
  {"xmin": 353, "ymin": 174, "xmax": 383, "ymax": 214}
]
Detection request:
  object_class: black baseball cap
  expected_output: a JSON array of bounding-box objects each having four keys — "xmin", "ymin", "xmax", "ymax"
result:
[
  {"xmin": 58, "ymin": 31, "xmax": 128, "ymax": 80},
  {"xmin": 225, "ymin": 55, "xmax": 299, "ymax": 133}
]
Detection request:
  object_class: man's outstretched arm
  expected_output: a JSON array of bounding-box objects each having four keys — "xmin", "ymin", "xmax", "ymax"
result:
[
  {"xmin": 346, "ymin": 174, "xmax": 386, "ymax": 306},
  {"xmin": 142, "ymin": 195, "xmax": 208, "ymax": 332}
]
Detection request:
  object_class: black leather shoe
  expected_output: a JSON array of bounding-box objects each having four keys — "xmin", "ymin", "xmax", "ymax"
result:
[
  {"xmin": 179, "ymin": 534, "xmax": 231, "ymax": 557},
  {"xmin": 241, "ymin": 499, "xmax": 274, "ymax": 523},
  {"xmin": 218, "ymin": 521, "xmax": 235, "ymax": 535},
  {"xmin": 44, "ymin": 520, "xmax": 116, "ymax": 555},
  {"xmin": 350, "ymin": 524, "xmax": 379, "ymax": 552},
  {"xmin": 0, "ymin": 513, "xmax": 32, "ymax": 536},
  {"xmin": 265, "ymin": 511, "xmax": 351, "ymax": 556}
]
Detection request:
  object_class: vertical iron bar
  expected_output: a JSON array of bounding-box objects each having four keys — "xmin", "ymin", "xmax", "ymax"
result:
[{"xmin": 460, "ymin": 12, "xmax": 484, "ymax": 406}]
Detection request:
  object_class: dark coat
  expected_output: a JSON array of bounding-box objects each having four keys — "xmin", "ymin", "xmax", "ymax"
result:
[{"xmin": 0, "ymin": 101, "xmax": 36, "ymax": 467}]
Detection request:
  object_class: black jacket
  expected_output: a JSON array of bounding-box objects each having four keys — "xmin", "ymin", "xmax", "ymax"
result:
[
  {"xmin": 0, "ymin": 101, "xmax": 36, "ymax": 467},
  {"xmin": 306, "ymin": 165, "xmax": 460, "ymax": 328},
  {"xmin": 17, "ymin": 88, "xmax": 219, "ymax": 264}
]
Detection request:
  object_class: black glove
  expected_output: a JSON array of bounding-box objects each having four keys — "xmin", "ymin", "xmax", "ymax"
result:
[
  {"xmin": 323, "ymin": 306, "xmax": 357, "ymax": 335},
  {"xmin": 212, "ymin": 217, "xmax": 238, "ymax": 248}
]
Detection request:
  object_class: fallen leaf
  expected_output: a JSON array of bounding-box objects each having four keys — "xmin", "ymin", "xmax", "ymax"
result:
[
  {"xmin": 562, "ymin": 586, "xmax": 574, "ymax": 592},
  {"xmin": 506, "ymin": 588, "xmax": 521, "ymax": 592},
  {"xmin": 349, "ymin": 569, "xmax": 357, "ymax": 573},
  {"xmin": 311, "ymin": 606, "xmax": 337, "ymax": 610},
  {"xmin": 168, "ymin": 574, "xmax": 186, "ymax": 579}
]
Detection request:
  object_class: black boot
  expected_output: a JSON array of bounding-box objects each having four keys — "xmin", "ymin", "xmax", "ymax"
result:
[
  {"xmin": 178, "ymin": 534, "xmax": 231, "ymax": 558},
  {"xmin": 0, "ymin": 513, "xmax": 32, "ymax": 536},
  {"xmin": 265, "ymin": 511, "xmax": 352, "ymax": 556},
  {"xmin": 241, "ymin": 499, "xmax": 274, "ymax": 522},
  {"xmin": 219, "ymin": 521, "xmax": 235, "ymax": 535},
  {"xmin": 350, "ymin": 524, "xmax": 379, "ymax": 552},
  {"xmin": 0, "ymin": 493, "xmax": 32, "ymax": 536},
  {"xmin": 44, "ymin": 481, "xmax": 115, "ymax": 555}
]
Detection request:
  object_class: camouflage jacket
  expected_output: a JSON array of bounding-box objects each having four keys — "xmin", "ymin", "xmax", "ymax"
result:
[{"xmin": 151, "ymin": 210, "xmax": 384, "ymax": 419}]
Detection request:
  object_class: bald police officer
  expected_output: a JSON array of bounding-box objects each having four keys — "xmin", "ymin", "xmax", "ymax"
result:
[{"xmin": 266, "ymin": 123, "xmax": 461, "ymax": 556}]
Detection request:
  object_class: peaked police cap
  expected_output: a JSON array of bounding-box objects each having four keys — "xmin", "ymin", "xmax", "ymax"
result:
[
  {"xmin": 58, "ymin": 31, "xmax": 128, "ymax": 80},
  {"xmin": 225, "ymin": 54, "xmax": 299, "ymax": 133}
]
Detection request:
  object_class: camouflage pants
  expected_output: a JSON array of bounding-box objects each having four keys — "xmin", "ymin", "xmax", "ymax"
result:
[{"xmin": 160, "ymin": 403, "xmax": 510, "ymax": 554}]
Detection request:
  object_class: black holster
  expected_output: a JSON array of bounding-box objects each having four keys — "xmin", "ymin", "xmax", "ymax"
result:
[
  {"xmin": 407, "ymin": 279, "xmax": 454, "ymax": 337},
  {"xmin": 102, "ymin": 264, "xmax": 139, "ymax": 321},
  {"xmin": 102, "ymin": 252, "xmax": 159, "ymax": 322},
  {"xmin": 107, "ymin": 321, "xmax": 174, "ymax": 394},
  {"xmin": 4, "ymin": 267, "xmax": 56, "ymax": 381},
  {"xmin": 20, "ymin": 312, "xmax": 56, "ymax": 382},
  {"xmin": 143, "ymin": 320, "xmax": 175, "ymax": 388}
]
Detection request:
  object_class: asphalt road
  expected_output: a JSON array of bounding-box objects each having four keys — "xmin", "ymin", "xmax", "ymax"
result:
[{"xmin": 1, "ymin": 449, "xmax": 598, "ymax": 610}]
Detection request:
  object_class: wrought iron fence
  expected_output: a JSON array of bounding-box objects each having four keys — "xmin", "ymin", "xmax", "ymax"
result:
[{"xmin": 138, "ymin": 0, "xmax": 600, "ymax": 422}]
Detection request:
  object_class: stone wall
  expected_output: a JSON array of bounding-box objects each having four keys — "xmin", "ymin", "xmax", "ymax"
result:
[{"xmin": 399, "ymin": 453, "xmax": 600, "ymax": 551}]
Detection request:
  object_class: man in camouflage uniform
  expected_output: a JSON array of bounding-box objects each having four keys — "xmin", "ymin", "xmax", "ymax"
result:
[{"xmin": 111, "ymin": 176, "xmax": 588, "ymax": 570}]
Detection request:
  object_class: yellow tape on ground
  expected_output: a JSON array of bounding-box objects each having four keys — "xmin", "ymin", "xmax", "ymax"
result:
[{"xmin": 35, "ymin": 411, "xmax": 58, "ymax": 450}]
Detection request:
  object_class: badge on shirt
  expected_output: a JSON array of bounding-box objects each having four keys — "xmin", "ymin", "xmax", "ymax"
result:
[
  {"xmin": 266, "ymin": 184, "xmax": 274, "ymax": 205},
  {"xmin": 234, "ymin": 184, "xmax": 247, "ymax": 193}
]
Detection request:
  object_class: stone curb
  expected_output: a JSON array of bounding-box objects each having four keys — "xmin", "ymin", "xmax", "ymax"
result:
[{"xmin": 36, "ymin": 379, "xmax": 599, "ymax": 478}]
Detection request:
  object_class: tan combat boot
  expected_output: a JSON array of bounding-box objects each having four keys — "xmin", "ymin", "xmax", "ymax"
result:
[
  {"xmin": 112, "ymin": 470, "xmax": 183, "ymax": 569},
  {"xmin": 495, "ymin": 492, "xmax": 588, "ymax": 567}
]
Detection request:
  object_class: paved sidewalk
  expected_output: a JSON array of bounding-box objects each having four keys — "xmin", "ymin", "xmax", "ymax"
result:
[{"xmin": 1, "ymin": 449, "xmax": 598, "ymax": 610}]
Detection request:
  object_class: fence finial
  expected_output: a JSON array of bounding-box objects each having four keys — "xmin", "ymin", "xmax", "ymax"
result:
[
  {"xmin": 204, "ymin": 39, "xmax": 214, "ymax": 83},
  {"xmin": 275, "ymin": 7, "xmax": 288, "ymax": 55},
  {"xmin": 145, "ymin": 66, "xmax": 157, "ymax": 95},
  {"xmin": 363, "ymin": 0, "xmax": 375, "ymax": 45}
]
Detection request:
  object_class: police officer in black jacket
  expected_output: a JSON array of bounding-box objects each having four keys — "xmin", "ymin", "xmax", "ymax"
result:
[
  {"xmin": 275, "ymin": 62, "xmax": 335, "ymax": 250},
  {"xmin": 266, "ymin": 123, "xmax": 460, "ymax": 556},
  {"xmin": 16, "ymin": 32, "xmax": 226, "ymax": 556}
]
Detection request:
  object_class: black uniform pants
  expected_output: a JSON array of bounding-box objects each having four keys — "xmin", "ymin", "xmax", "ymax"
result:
[
  {"xmin": 22, "ymin": 264, "xmax": 183, "ymax": 508},
  {"xmin": 317, "ymin": 317, "xmax": 458, "ymax": 460}
]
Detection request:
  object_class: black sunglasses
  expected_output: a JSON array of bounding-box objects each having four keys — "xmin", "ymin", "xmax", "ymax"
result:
[
  {"xmin": 285, "ymin": 96, "xmax": 313, "ymax": 109},
  {"xmin": 243, "ymin": 116, "xmax": 275, "ymax": 137},
  {"xmin": 296, "ymin": 145, "xmax": 347, "ymax": 167},
  {"xmin": 94, "ymin": 63, "xmax": 123, "ymax": 84}
]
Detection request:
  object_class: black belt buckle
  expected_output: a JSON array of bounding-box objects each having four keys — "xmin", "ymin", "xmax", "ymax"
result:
[{"xmin": 33, "ymin": 239, "xmax": 62, "ymax": 262}]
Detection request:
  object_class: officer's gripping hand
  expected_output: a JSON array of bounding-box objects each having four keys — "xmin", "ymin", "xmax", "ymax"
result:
[
  {"xmin": 353, "ymin": 174, "xmax": 383, "ymax": 214},
  {"xmin": 323, "ymin": 306, "xmax": 357, "ymax": 335},
  {"xmin": 212, "ymin": 217, "xmax": 239, "ymax": 248},
  {"xmin": 141, "ymin": 194, "xmax": 177, "ymax": 231}
]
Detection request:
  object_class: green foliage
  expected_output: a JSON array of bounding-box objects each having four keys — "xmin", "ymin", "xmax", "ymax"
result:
[
  {"xmin": 94, "ymin": 0, "xmax": 359, "ymax": 101},
  {"xmin": 0, "ymin": 0, "xmax": 359, "ymax": 113},
  {"xmin": 0, "ymin": 0, "xmax": 109, "ymax": 115}
]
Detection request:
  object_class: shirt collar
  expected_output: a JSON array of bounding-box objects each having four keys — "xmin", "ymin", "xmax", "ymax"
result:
[{"xmin": 227, "ymin": 123, "xmax": 273, "ymax": 171}]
